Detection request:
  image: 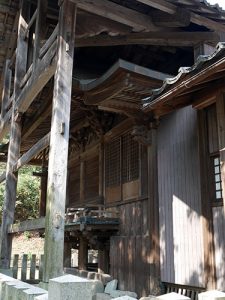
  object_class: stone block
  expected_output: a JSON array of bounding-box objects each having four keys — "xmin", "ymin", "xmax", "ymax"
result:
[
  {"xmin": 79, "ymin": 270, "xmax": 88, "ymax": 278},
  {"xmin": 110, "ymin": 290, "xmax": 137, "ymax": 298},
  {"xmin": 3, "ymin": 280, "xmax": 30, "ymax": 300},
  {"xmin": 198, "ymin": 290, "xmax": 225, "ymax": 300},
  {"xmin": 113, "ymin": 296, "xmax": 137, "ymax": 300},
  {"xmin": 99, "ymin": 274, "xmax": 113, "ymax": 285},
  {"xmin": 157, "ymin": 293, "xmax": 190, "ymax": 300},
  {"xmin": 35, "ymin": 295, "xmax": 48, "ymax": 300},
  {"xmin": 0, "ymin": 273, "xmax": 18, "ymax": 299},
  {"xmin": 48, "ymin": 274, "xmax": 104, "ymax": 300},
  {"xmin": 140, "ymin": 297, "xmax": 156, "ymax": 300},
  {"xmin": 64, "ymin": 268, "xmax": 79, "ymax": 276},
  {"xmin": 88, "ymin": 272, "xmax": 96, "ymax": 280},
  {"xmin": 18, "ymin": 286, "xmax": 47, "ymax": 300},
  {"xmin": 104, "ymin": 280, "xmax": 118, "ymax": 294},
  {"xmin": 93, "ymin": 292, "xmax": 113, "ymax": 300},
  {"xmin": 39, "ymin": 282, "xmax": 49, "ymax": 291}
]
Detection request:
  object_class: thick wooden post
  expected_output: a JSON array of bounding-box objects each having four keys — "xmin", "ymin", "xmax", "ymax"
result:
[
  {"xmin": 78, "ymin": 236, "xmax": 88, "ymax": 270},
  {"xmin": 0, "ymin": 2, "xmax": 28, "ymax": 269},
  {"xmin": 43, "ymin": 0, "xmax": 77, "ymax": 282},
  {"xmin": 148, "ymin": 125, "xmax": 160, "ymax": 294},
  {"xmin": 64, "ymin": 241, "xmax": 72, "ymax": 268},
  {"xmin": 216, "ymin": 92, "xmax": 225, "ymax": 210},
  {"xmin": 98, "ymin": 247, "xmax": 109, "ymax": 274}
]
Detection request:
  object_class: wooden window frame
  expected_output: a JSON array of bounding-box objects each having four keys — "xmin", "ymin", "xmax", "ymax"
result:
[{"xmin": 104, "ymin": 130, "xmax": 147, "ymax": 205}]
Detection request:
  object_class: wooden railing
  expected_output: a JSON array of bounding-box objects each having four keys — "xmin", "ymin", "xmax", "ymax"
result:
[
  {"xmin": 163, "ymin": 282, "xmax": 206, "ymax": 300},
  {"xmin": 10, "ymin": 253, "xmax": 44, "ymax": 283}
]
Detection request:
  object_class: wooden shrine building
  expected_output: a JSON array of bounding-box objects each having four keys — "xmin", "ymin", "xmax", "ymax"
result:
[{"xmin": 1, "ymin": 0, "xmax": 225, "ymax": 297}]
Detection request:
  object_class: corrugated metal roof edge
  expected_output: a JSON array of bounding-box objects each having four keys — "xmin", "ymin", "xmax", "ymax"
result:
[{"xmin": 143, "ymin": 41, "xmax": 225, "ymax": 108}]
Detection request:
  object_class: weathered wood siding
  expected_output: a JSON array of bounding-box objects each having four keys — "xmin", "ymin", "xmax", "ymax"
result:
[
  {"xmin": 212, "ymin": 206, "xmax": 225, "ymax": 290},
  {"xmin": 110, "ymin": 199, "xmax": 151, "ymax": 297},
  {"xmin": 157, "ymin": 106, "xmax": 204, "ymax": 287}
]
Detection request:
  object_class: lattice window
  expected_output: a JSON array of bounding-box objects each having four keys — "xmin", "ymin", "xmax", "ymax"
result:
[
  {"xmin": 105, "ymin": 138, "xmax": 121, "ymax": 187},
  {"xmin": 105, "ymin": 133, "xmax": 140, "ymax": 192},
  {"xmin": 122, "ymin": 134, "xmax": 139, "ymax": 183},
  {"xmin": 213, "ymin": 156, "xmax": 222, "ymax": 200}
]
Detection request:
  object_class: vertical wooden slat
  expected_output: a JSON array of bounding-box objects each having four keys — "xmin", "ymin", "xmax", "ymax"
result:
[
  {"xmin": 39, "ymin": 151, "xmax": 47, "ymax": 217},
  {"xmin": 12, "ymin": 254, "xmax": 19, "ymax": 279},
  {"xmin": 21, "ymin": 254, "xmax": 28, "ymax": 281},
  {"xmin": 30, "ymin": 254, "xmax": 36, "ymax": 280},
  {"xmin": 33, "ymin": 0, "xmax": 47, "ymax": 69},
  {"xmin": 43, "ymin": 0, "xmax": 77, "ymax": 282},
  {"xmin": 0, "ymin": 0, "xmax": 28, "ymax": 269}
]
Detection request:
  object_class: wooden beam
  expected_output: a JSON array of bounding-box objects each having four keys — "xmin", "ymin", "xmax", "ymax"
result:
[
  {"xmin": 22, "ymin": 95, "xmax": 52, "ymax": 140},
  {"xmin": 8, "ymin": 217, "xmax": 46, "ymax": 234},
  {"xmin": 136, "ymin": 0, "xmax": 225, "ymax": 32},
  {"xmin": 80, "ymin": 160, "xmax": 85, "ymax": 203},
  {"xmin": 15, "ymin": 39, "xmax": 57, "ymax": 113},
  {"xmin": 151, "ymin": 7, "xmax": 191, "ymax": 27},
  {"xmin": 76, "ymin": 31, "xmax": 219, "ymax": 48},
  {"xmin": 14, "ymin": 133, "xmax": 50, "ymax": 171},
  {"xmin": 43, "ymin": 0, "xmax": 77, "ymax": 283},
  {"xmin": 0, "ymin": 1, "xmax": 28, "ymax": 269},
  {"xmin": 71, "ymin": 0, "xmax": 158, "ymax": 32}
]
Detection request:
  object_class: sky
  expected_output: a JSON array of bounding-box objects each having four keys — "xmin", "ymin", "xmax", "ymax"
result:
[{"xmin": 207, "ymin": 0, "xmax": 225, "ymax": 9}]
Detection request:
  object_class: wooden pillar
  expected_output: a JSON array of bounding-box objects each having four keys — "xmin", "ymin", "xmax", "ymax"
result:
[
  {"xmin": 216, "ymin": 92, "xmax": 225, "ymax": 210},
  {"xmin": 148, "ymin": 125, "xmax": 160, "ymax": 293},
  {"xmin": 78, "ymin": 236, "xmax": 88, "ymax": 270},
  {"xmin": 98, "ymin": 247, "xmax": 109, "ymax": 274},
  {"xmin": 198, "ymin": 110, "xmax": 216, "ymax": 289},
  {"xmin": 80, "ymin": 160, "xmax": 85, "ymax": 203},
  {"xmin": 63, "ymin": 241, "xmax": 72, "ymax": 268},
  {"xmin": 43, "ymin": 0, "xmax": 77, "ymax": 282},
  {"xmin": 99, "ymin": 142, "xmax": 104, "ymax": 201},
  {"xmin": 0, "ymin": 1, "xmax": 28, "ymax": 269}
]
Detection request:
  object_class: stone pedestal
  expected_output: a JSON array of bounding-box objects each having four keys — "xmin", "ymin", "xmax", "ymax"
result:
[
  {"xmin": 48, "ymin": 274, "xmax": 104, "ymax": 300},
  {"xmin": 18, "ymin": 286, "xmax": 47, "ymax": 300},
  {"xmin": 0, "ymin": 273, "xmax": 18, "ymax": 298},
  {"xmin": 3, "ymin": 281, "xmax": 30, "ymax": 300},
  {"xmin": 198, "ymin": 290, "xmax": 225, "ymax": 300},
  {"xmin": 35, "ymin": 295, "xmax": 48, "ymax": 300},
  {"xmin": 157, "ymin": 292, "xmax": 191, "ymax": 300}
]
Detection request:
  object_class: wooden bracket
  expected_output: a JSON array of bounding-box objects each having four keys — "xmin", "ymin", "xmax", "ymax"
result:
[{"xmin": 131, "ymin": 125, "xmax": 152, "ymax": 145}]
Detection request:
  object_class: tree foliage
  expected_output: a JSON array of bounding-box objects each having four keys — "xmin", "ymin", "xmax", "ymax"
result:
[{"xmin": 0, "ymin": 164, "xmax": 40, "ymax": 223}]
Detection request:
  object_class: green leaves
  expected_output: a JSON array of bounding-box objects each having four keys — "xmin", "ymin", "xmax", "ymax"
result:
[{"xmin": 0, "ymin": 165, "xmax": 40, "ymax": 222}]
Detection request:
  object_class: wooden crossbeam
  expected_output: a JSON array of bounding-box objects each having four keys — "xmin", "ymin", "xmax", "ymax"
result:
[
  {"xmin": 15, "ymin": 40, "xmax": 57, "ymax": 113},
  {"xmin": 76, "ymin": 31, "xmax": 219, "ymax": 47},
  {"xmin": 71, "ymin": 0, "xmax": 158, "ymax": 32},
  {"xmin": 136, "ymin": 0, "xmax": 225, "ymax": 33},
  {"xmin": 14, "ymin": 133, "xmax": 50, "ymax": 171}
]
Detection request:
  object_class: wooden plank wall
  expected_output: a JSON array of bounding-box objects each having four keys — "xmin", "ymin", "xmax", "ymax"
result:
[
  {"xmin": 157, "ymin": 106, "xmax": 204, "ymax": 287},
  {"xmin": 110, "ymin": 199, "xmax": 151, "ymax": 297},
  {"xmin": 212, "ymin": 206, "xmax": 225, "ymax": 291}
]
